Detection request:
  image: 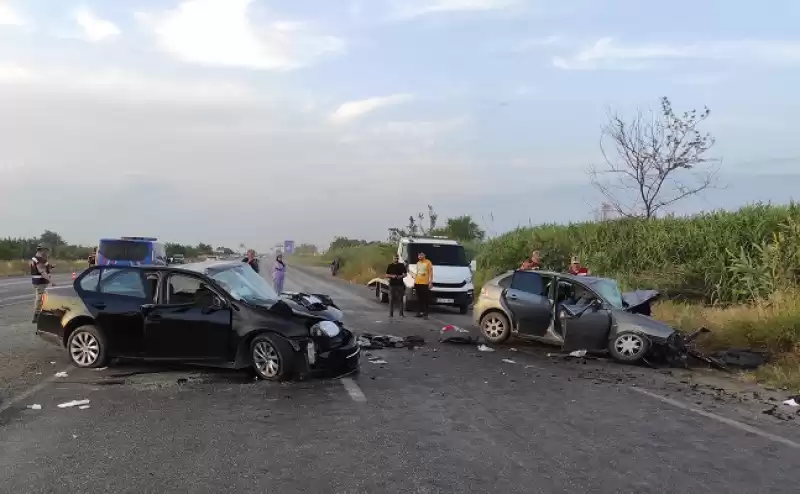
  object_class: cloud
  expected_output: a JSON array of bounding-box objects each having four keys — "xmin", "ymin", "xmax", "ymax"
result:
[
  {"xmin": 553, "ymin": 37, "xmax": 800, "ymax": 70},
  {"xmin": 74, "ymin": 7, "xmax": 121, "ymax": 42},
  {"xmin": 0, "ymin": 2, "xmax": 24, "ymax": 27},
  {"xmin": 329, "ymin": 93, "xmax": 415, "ymax": 124},
  {"xmin": 391, "ymin": 0, "xmax": 520, "ymax": 19},
  {"xmin": 136, "ymin": 0, "xmax": 344, "ymax": 71},
  {"xmin": 0, "ymin": 63, "xmax": 257, "ymax": 105}
]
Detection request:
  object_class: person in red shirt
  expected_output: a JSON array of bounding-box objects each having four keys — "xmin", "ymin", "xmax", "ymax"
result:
[
  {"xmin": 520, "ymin": 250, "xmax": 541, "ymax": 270},
  {"xmin": 568, "ymin": 256, "xmax": 589, "ymax": 276}
]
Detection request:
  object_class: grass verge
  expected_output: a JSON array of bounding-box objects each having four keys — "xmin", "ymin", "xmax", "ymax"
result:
[{"xmin": 0, "ymin": 259, "xmax": 88, "ymax": 277}]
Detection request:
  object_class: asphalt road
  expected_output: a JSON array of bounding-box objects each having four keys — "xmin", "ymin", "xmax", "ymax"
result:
[{"xmin": 1, "ymin": 263, "xmax": 800, "ymax": 493}]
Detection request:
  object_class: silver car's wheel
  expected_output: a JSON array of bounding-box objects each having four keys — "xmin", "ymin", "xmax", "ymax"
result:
[
  {"xmin": 67, "ymin": 325, "xmax": 108, "ymax": 368},
  {"xmin": 480, "ymin": 312, "xmax": 511, "ymax": 344},
  {"xmin": 609, "ymin": 332, "xmax": 649, "ymax": 362}
]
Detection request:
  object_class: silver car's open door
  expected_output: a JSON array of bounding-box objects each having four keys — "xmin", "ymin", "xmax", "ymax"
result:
[{"xmin": 560, "ymin": 302, "xmax": 613, "ymax": 353}]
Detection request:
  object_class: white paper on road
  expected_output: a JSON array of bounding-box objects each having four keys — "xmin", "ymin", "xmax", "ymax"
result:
[
  {"xmin": 369, "ymin": 358, "xmax": 388, "ymax": 364},
  {"xmin": 502, "ymin": 359, "xmax": 516, "ymax": 364},
  {"xmin": 783, "ymin": 398, "xmax": 799, "ymax": 407},
  {"xmin": 78, "ymin": 405, "xmax": 90, "ymax": 410},
  {"xmin": 55, "ymin": 371, "xmax": 68, "ymax": 378},
  {"xmin": 477, "ymin": 344, "xmax": 494, "ymax": 352},
  {"xmin": 57, "ymin": 399, "xmax": 90, "ymax": 408},
  {"xmin": 569, "ymin": 350, "xmax": 587, "ymax": 357},
  {"xmin": 27, "ymin": 404, "xmax": 42, "ymax": 410}
]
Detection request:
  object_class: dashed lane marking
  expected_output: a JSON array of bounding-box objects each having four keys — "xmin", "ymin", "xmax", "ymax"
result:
[
  {"xmin": 341, "ymin": 377, "xmax": 367, "ymax": 403},
  {"xmin": 0, "ymin": 366, "xmax": 74, "ymax": 415}
]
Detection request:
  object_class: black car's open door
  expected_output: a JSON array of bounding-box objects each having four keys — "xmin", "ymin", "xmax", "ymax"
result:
[
  {"xmin": 560, "ymin": 301, "xmax": 613, "ymax": 353},
  {"xmin": 503, "ymin": 270, "xmax": 552, "ymax": 337},
  {"xmin": 143, "ymin": 273, "xmax": 233, "ymax": 360}
]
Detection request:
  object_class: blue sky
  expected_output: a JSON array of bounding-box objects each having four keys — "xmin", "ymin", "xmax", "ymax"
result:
[{"xmin": 0, "ymin": 0, "xmax": 798, "ymax": 250}]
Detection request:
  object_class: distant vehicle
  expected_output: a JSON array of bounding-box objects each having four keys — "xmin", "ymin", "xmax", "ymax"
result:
[
  {"xmin": 35, "ymin": 260, "xmax": 360, "ymax": 380},
  {"xmin": 367, "ymin": 236, "xmax": 476, "ymax": 314},
  {"xmin": 472, "ymin": 269, "xmax": 690, "ymax": 364},
  {"xmin": 170, "ymin": 254, "xmax": 186, "ymax": 264},
  {"xmin": 95, "ymin": 237, "xmax": 167, "ymax": 267}
]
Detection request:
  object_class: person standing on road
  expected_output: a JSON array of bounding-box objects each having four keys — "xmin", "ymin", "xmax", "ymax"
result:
[
  {"xmin": 385, "ymin": 254, "xmax": 408, "ymax": 318},
  {"xmin": 272, "ymin": 254, "xmax": 286, "ymax": 293},
  {"xmin": 520, "ymin": 250, "xmax": 542, "ymax": 270},
  {"xmin": 242, "ymin": 249, "xmax": 260, "ymax": 273},
  {"xmin": 30, "ymin": 244, "xmax": 53, "ymax": 323},
  {"xmin": 413, "ymin": 251, "xmax": 433, "ymax": 319}
]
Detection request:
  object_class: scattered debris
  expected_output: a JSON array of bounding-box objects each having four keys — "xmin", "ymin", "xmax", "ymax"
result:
[
  {"xmin": 27, "ymin": 404, "xmax": 42, "ymax": 410},
  {"xmin": 57, "ymin": 399, "xmax": 90, "ymax": 409},
  {"xmin": 439, "ymin": 325, "xmax": 479, "ymax": 344},
  {"xmin": 709, "ymin": 349, "xmax": 770, "ymax": 370},
  {"xmin": 568, "ymin": 350, "xmax": 587, "ymax": 358},
  {"xmin": 763, "ymin": 404, "xmax": 800, "ymax": 421},
  {"xmin": 78, "ymin": 405, "xmax": 91, "ymax": 410},
  {"xmin": 509, "ymin": 348, "xmax": 518, "ymax": 352},
  {"xmin": 94, "ymin": 367, "xmax": 108, "ymax": 372},
  {"xmin": 501, "ymin": 359, "xmax": 516, "ymax": 364},
  {"xmin": 55, "ymin": 371, "xmax": 68, "ymax": 378},
  {"xmin": 368, "ymin": 357, "xmax": 388, "ymax": 365},
  {"xmin": 477, "ymin": 344, "xmax": 495, "ymax": 352},
  {"xmin": 50, "ymin": 361, "xmax": 56, "ymax": 365},
  {"xmin": 359, "ymin": 333, "xmax": 426, "ymax": 349},
  {"xmin": 783, "ymin": 396, "xmax": 800, "ymax": 407}
]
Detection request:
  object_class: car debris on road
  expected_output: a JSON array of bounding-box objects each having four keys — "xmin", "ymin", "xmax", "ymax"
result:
[
  {"xmin": 358, "ymin": 333, "xmax": 426, "ymax": 350},
  {"xmin": 439, "ymin": 324, "xmax": 480, "ymax": 344}
]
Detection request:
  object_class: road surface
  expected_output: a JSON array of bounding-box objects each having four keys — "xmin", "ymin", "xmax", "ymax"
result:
[{"xmin": 1, "ymin": 263, "xmax": 799, "ymax": 493}]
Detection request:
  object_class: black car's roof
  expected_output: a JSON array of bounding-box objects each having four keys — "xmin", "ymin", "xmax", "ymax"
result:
[{"xmin": 85, "ymin": 260, "xmax": 243, "ymax": 276}]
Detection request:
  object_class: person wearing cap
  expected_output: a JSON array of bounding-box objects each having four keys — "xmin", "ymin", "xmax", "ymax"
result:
[
  {"xmin": 30, "ymin": 244, "xmax": 53, "ymax": 323},
  {"xmin": 413, "ymin": 251, "xmax": 434, "ymax": 319},
  {"xmin": 520, "ymin": 250, "xmax": 542, "ymax": 270},
  {"xmin": 568, "ymin": 256, "xmax": 589, "ymax": 276}
]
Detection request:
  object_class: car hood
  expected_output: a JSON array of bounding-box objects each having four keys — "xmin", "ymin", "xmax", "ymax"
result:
[
  {"xmin": 278, "ymin": 295, "xmax": 343, "ymax": 323},
  {"xmin": 621, "ymin": 289, "xmax": 660, "ymax": 312},
  {"xmin": 611, "ymin": 309, "xmax": 676, "ymax": 341}
]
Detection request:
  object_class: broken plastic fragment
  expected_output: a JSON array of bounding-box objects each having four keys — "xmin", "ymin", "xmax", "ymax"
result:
[
  {"xmin": 509, "ymin": 348, "xmax": 518, "ymax": 352},
  {"xmin": 55, "ymin": 371, "xmax": 68, "ymax": 378},
  {"xmin": 78, "ymin": 405, "xmax": 90, "ymax": 410},
  {"xmin": 441, "ymin": 324, "xmax": 469, "ymax": 333},
  {"xmin": 477, "ymin": 344, "xmax": 495, "ymax": 352},
  {"xmin": 369, "ymin": 358, "xmax": 388, "ymax": 365},
  {"xmin": 783, "ymin": 398, "xmax": 800, "ymax": 407},
  {"xmin": 94, "ymin": 367, "xmax": 108, "ymax": 371},
  {"xmin": 502, "ymin": 359, "xmax": 516, "ymax": 364},
  {"xmin": 27, "ymin": 404, "xmax": 42, "ymax": 410},
  {"xmin": 57, "ymin": 399, "xmax": 90, "ymax": 409},
  {"xmin": 568, "ymin": 350, "xmax": 587, "ymax": 358}
]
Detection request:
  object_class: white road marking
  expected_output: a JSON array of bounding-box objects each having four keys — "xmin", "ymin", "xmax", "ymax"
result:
[
  {"xmin": 0, "ymin": 366, "xmax": 73, "ymax": 415},
  {"xmin": 0, "ymin": 300, "xmax": 28, "ymax": 309},
  {"xmin": 341, "ymin": 377, "xmax": 367, "ymax": 402},
  {"xmin": 631, "ymin": 386, "xmax": 800, "ymax": 450},
  {"xmin": 0, "ymin": 294, "xmax": 32, "ymax": 304}
]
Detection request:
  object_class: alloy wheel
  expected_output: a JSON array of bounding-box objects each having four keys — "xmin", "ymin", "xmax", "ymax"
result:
[
  {"xmin": 253, "ymin": 340, "xmax": 281, "ymax": 378},
  {"xmin": 483, "ymin": 315, "xmax": 505, "ymax": 339},
  {"xmin": 614, "ymin": 334, "xmax": 644, "ymax": 358},
  {"xmin": 70, "ymin": 331, "xmax": 100, "ymax": 366}
]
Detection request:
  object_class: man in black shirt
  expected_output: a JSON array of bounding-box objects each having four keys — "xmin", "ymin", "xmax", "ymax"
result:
[
  {"xmin": 385, "ymin": 254, "xmax": 408, "ymax": 317},
  {"xmin": 242, "ymin": 249, "xmax": 260, "ymax": 273}
]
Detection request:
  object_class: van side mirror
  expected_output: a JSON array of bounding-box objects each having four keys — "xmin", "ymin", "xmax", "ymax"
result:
[{"xmin": 469, "ymin": 260, "xmax": 477, "ymax": 272}]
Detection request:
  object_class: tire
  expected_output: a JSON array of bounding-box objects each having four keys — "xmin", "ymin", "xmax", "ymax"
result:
[
  {"xmin": 251, "ymin": 334, "xmax": 294, "ymax": 381},
  {"xmin": 66, "ymin": 324, "xmax": 109, "ymax": 368},
  {"xmin": 458, "ymin": 303, "xmax": 469, "ymax": 315},
  {"xmin": 479, "ymin": 311, "xmax": 511, "ymax": 344},
  {"xmin": 608, "ymin": 331, "xmax": 650, "ymax": 363}
]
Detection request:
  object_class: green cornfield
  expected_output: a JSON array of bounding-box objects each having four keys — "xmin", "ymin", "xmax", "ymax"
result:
[{"xmin": 475, "ymin": 202, "xmax": 800, "ymax": 305}]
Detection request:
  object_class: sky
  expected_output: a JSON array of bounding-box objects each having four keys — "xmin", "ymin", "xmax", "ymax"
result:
[{"xmin": 1, "ymin": 0, "xmax": 799, "ymax": 251}]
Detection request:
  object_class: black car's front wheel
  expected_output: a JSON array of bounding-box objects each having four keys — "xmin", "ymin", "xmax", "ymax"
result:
[
  {"xmin": 608, "ymin": 331, "xmax": 650, "ymax": 363},
  {"xmin": 67, "ymin": 325, "xmax": 109, "ymax": 368},
  {"xmin": 251, "ymin": 334, "xmax": 293, "ymax": 381}
]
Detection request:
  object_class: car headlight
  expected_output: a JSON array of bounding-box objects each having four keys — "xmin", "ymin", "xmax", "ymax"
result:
[
  {"xmin": 464, "ymin": 276, "xmax": 472, "ymax": 284},
  {"xmin": 311, "ymin": 320, "xmax": 341, "ymax": 338}
]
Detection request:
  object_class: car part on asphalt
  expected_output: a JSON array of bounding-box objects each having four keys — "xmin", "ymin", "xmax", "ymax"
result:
[
  {"xmin": 439, "ymin": 324, "xmax": 480, "ymax": 344},
  {"xmin": 708, "ymin": 349, "xmax": 770, "ymax": 369},
  {"xmin": 358, "ymin": 333, "xmax": 425, "ymax": 350}
]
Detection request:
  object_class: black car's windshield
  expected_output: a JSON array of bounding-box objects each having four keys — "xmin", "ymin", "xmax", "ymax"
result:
[
  {"xmin": 590, "ymin": 278, "xmax": 624, "ymax": 309},
  {"xmin": 210, "ymin": 265, "xmax": 278, "ymax": 305},
  {"xmin": 407, "ymin": 243, "xmax": 467, "ymax": 266}
]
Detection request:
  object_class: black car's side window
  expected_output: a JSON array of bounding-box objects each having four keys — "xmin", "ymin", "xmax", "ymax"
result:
[
  {"xmin": 498, "ymin": 274, "xmax": 512, "ymax": 289},
  {"xmin": 166, "ymin": 274, "xmax": 216, "ymax": 305},
  {"xmin": 79, "ymin": 269, "xmax": 101, "ymax": 292},
  {"xmin": 98, "ymin": 269, "xmax": 146, "ymax": 298},
  {"xmin": 511, "ymin": 271, "xmax": 548, "ymax": 296}
]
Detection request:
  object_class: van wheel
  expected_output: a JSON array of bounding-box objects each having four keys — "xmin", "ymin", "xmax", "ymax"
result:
[{"xmin": 458, "ymin": 303, "xmax": 469, "ymax": 315}]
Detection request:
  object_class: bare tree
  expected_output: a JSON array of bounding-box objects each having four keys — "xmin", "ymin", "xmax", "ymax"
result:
[{"xmin": 589, "ymin": 96, "xmax": 720, "ymax": 219}]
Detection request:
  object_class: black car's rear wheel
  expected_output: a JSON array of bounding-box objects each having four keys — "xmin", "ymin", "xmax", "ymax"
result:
[
  {"xmin": 67, "ymin": 325, "xmax": 108, "ymax": 368},
  {"xmin": 251, "ymin": 334, "xmax": 293, "ymax": 381}
]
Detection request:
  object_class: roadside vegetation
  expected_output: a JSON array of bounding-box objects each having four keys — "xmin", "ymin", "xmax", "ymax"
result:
[{"xmin": 292, "ymin": 97, "xmax": 800, "ymax": 389}]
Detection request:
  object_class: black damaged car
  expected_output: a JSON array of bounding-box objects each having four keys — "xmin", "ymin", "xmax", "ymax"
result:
[{"xmin": 35, "ymin": 261, "xmax": 361, "ymax": 380}]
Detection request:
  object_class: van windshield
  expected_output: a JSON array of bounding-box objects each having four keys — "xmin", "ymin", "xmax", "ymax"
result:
[{"xmin": 407, "ymin": 243, "xmax": 467, "ymax": 266}]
